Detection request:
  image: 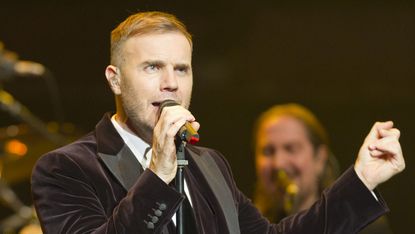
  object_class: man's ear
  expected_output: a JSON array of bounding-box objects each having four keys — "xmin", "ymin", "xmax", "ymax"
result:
[
  {"xmin": 105, "ymin": 65, "xmax": 121, "ymax": 95},
  {"xmin": 315, "ymin": 145, "xmax": 329, "ymax": 174}
]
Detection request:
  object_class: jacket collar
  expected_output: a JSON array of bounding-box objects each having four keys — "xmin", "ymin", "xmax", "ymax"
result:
[{"xmin": 95, "ymin": 113, "xmax": 143, "ymax": 190}]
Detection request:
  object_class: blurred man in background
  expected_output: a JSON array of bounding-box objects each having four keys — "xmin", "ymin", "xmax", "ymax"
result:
[{"xmin": 253, "ymin": 103, "xmax": 393, "ymax": 233}]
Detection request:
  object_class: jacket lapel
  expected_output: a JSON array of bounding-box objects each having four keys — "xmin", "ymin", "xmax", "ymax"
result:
[
  {"xmin": 95, "ymin": 113, "xmax": 143, "ymax": 191},
  {"xmin": 186, "ymin": 145, "xmax": 241, "ymax": 234},
  {"xmin": 98, "ymin": 145, "xmax": 143, "ymax": 191}
]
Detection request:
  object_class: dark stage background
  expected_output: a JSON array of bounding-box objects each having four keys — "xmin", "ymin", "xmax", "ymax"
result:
[{"xmin": 0, "ymin": 1, "xmax": 414, "ymax": 233}]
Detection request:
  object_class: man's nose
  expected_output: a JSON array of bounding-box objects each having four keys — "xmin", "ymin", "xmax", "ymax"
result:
[
  {"xmin": 160, "ymin": 67, "xmax": 178, "ymax": 91},
  {"xmin": 272, "ymin": 151, "xmax": 288, "ymax": 170}
]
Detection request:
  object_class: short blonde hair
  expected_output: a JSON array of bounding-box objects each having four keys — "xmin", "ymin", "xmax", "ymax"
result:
[{"xmin": 110, "ymin": 11, "xmax": 192, "ymax": 65}]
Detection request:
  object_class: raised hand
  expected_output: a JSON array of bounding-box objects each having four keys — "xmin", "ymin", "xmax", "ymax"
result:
[{"xmin": 354, "ymin": 121, "xmax": 405, "ymax": 190}]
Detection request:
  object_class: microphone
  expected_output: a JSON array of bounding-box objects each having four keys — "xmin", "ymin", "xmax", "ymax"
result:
[
  {"xmin": 159, "ymin": 100, "xmax": 200, "ymax": 144},
  {"xmin": 0, "ymin": 42, "xmax": 46, "ymax": 81}
]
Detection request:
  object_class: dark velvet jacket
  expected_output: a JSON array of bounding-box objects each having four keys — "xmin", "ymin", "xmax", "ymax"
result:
[{"xmin": 31, "ymin": 113, "xmax": 388, "ymax": 234}]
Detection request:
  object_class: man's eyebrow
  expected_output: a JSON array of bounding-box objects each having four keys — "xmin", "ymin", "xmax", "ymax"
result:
[
  {"xmin": 141, "ymin": 60, "xmax": 166, "ymax": 66},
  {"xmin": 175, "ymin": 63, "xmax": 191, "ymax": 68},
  {"xmin": 139, "ymin": 60, "xmax": 191, "ymax": 69}
]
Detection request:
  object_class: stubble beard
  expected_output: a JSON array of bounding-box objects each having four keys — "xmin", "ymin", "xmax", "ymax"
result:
[
  {"xmin": 121, "ymin": 96, "xmax": 155, "ymax": 143},
  {"xmin": 129, "ymin": 115, "xmax": 154, "ymax": 143}
]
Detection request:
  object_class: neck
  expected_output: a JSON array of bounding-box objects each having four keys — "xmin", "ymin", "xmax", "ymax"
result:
[{"xmin": 114, "ymin": 112, "xmax": 152, "ymax": 144}]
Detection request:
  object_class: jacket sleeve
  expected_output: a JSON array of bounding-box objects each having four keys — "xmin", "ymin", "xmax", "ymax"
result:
[
  {"xmin": 31, "ymin": 151, "xmax": 184, "ymax": 234},
  {"xmin": 209, "ymin": 150, "xmax": 389, "ymax": 234}
]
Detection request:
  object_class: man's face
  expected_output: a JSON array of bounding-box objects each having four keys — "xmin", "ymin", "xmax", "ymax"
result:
[
  {"xmin": 256, "ymin": 116, "xmax": 325, "ymax": 200},
  {"xmin": 113, "ymin": 32, "xmax": 193, "ymax": 140}
]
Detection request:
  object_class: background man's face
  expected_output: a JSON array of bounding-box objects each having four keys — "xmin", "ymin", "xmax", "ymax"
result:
[
  {"xmin": 117, "ymin": 32, "xmax": 193, "ymax": 138},
  {"xmin": 256, "ymin": 116, "xmax": 324, "ymax": 200}
]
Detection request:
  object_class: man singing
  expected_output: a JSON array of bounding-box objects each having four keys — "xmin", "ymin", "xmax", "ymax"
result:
[{"xmin": 32, "ymin": 11, "xmax": 405, "ymax": 233}]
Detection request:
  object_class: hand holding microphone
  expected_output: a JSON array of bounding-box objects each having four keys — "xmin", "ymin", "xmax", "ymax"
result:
[
  {"xmin": 149, "ymin": 99, "xmax": 200, "ymax": 184},
  {"xmin": 159, "ymin": 99, "xmax": 199, "ymax": 144}
]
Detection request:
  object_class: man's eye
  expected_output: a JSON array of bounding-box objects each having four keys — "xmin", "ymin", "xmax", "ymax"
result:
[
  {"xmin": 144, "ymin": 64, "xmax": 159, "ymax": 73},
  {"xmin": 262, "ymin": 145, "xmax": 275, "ymax": 157},
  {"xmin": 285, "ymin": 144, "xmax": 300, "ymax": 154},
  {"xmin": 175, "ymin": 66, "xmax": 189, "ymax": 75}
]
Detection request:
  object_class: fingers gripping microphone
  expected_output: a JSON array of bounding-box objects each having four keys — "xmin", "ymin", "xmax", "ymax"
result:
[{"xmin": 159, "ymin": 100, "xmax": 200, "ymax": 144}]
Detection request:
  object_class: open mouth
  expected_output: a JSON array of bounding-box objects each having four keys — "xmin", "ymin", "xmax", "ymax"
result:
[
  {"xmin": 152, "ymin": 102, "xmax": 161, "ymax": 107},
  {"xmin": 152, "ymin": 100, "xmax": 179, "ymax": 108},
  {"xmin": 152, "ymin": 100, "xmax": 179, "ymax": 116}
]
